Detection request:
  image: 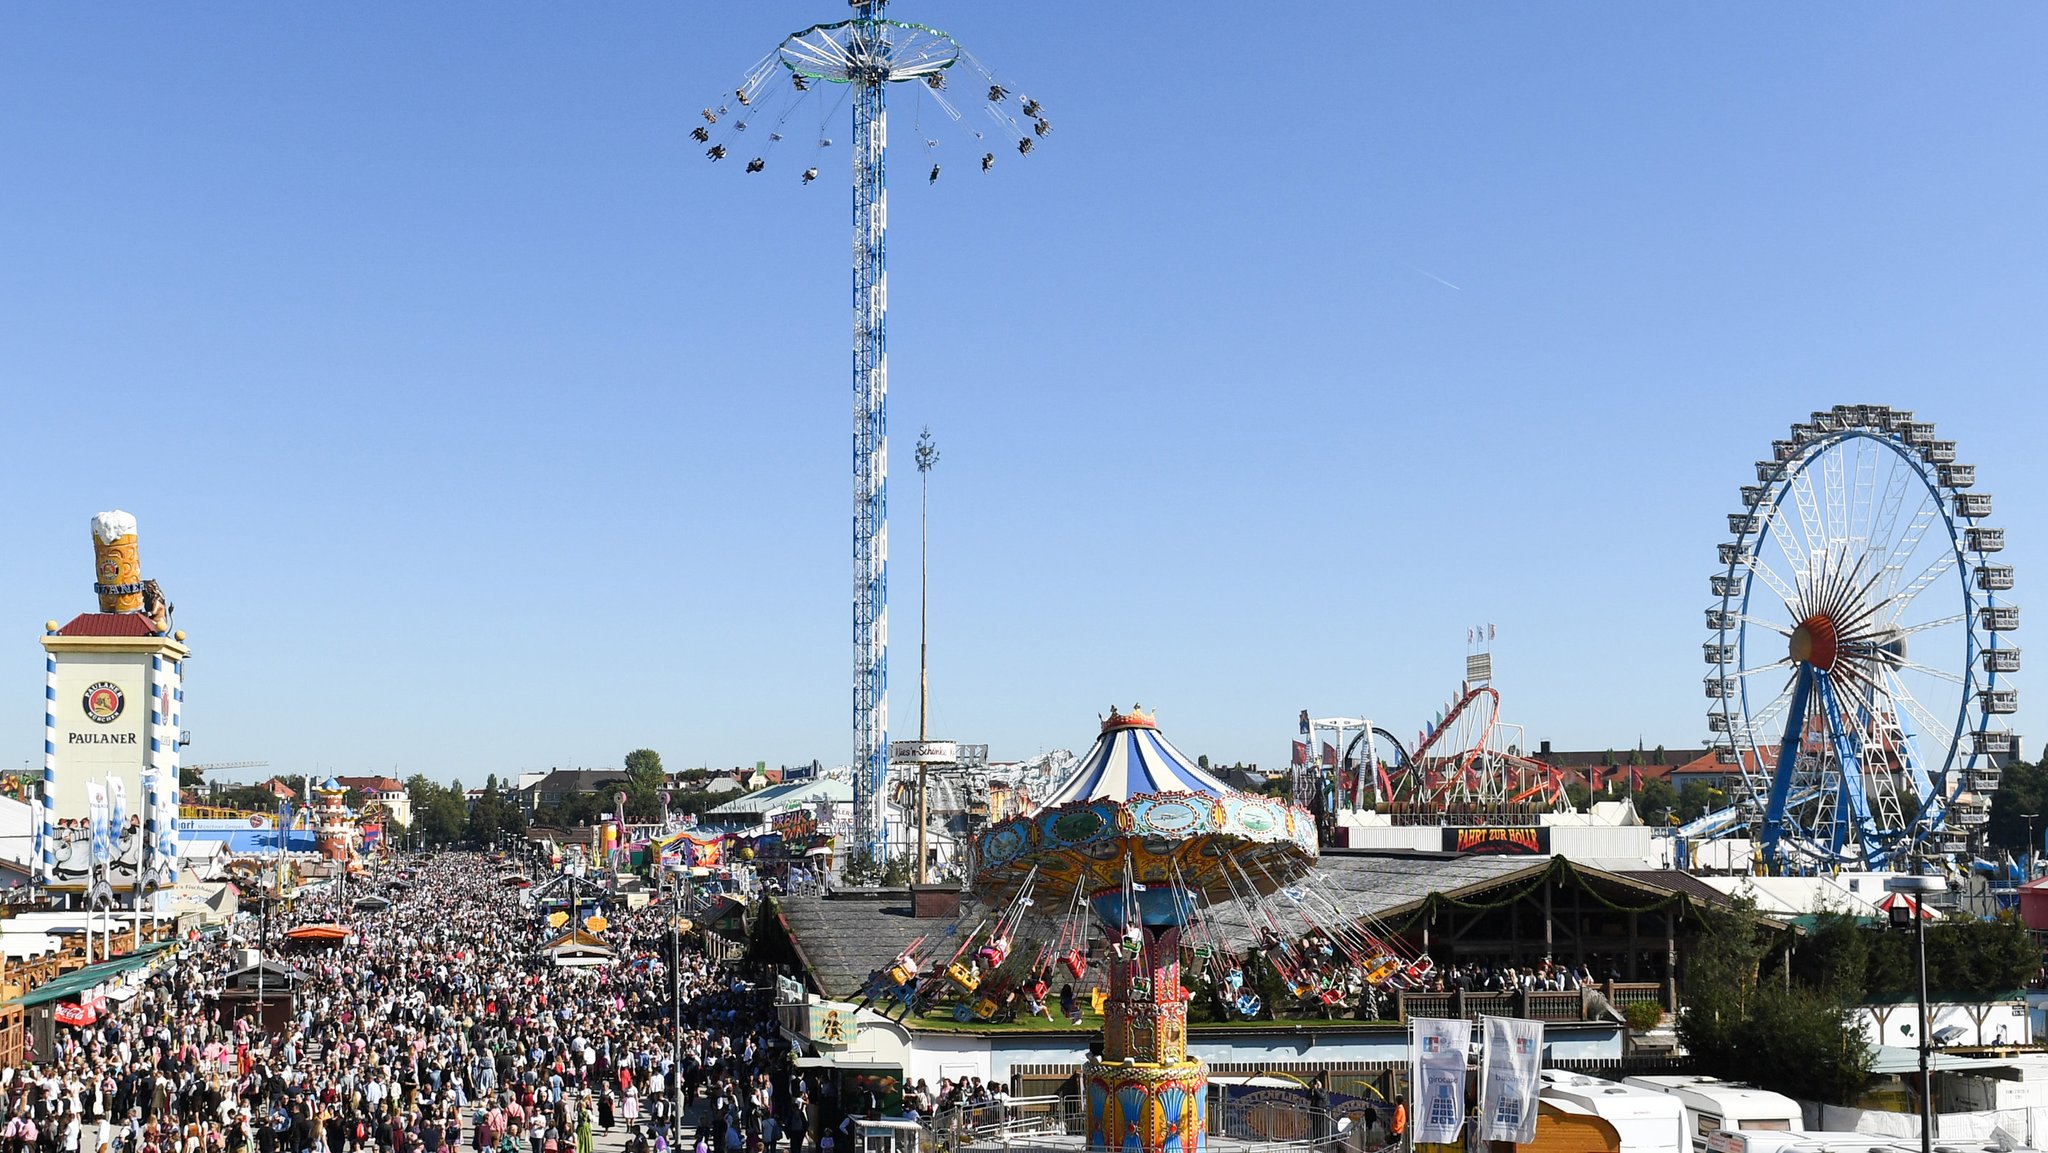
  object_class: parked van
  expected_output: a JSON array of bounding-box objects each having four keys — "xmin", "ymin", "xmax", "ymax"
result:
[{"xmin": 1623, "ymin": 1075, "xmax": 1802, "ymax": 1151}]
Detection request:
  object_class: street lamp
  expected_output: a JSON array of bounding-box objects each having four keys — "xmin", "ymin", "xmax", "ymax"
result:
[
  {"xmin": 2022, "ymin": 812, "xmax": 2039, "ymax": 876},
  {"xmin": 1886, "ymin": 873, "xmax": 1949, "ymax": 1153}
]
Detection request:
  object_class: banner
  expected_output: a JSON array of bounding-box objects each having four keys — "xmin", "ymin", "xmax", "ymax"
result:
[
  {"xmin": 1442, "ymin": 826, "xmax": 1550, "ymax": 855},
  {"xmin": 1409, "ymin": 1017, "xmax": 1468, "ymax": 1146},
  {"xmin": 107, "ymin": 776, "xmax": 127, "ymax": 834},
  {"xmin": 1478, "ymin": 1015, "xmax": 1543, "ymax": 1144},
  {"xmin": 86, "ymin": 781, "xmax": 110, "ymax": 865}
]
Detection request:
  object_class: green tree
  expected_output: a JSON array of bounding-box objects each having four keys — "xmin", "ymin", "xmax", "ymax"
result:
[
  {"xmin": 1682, "ymin": 899, "xmax": 1872, "ymax": 1105},
  {"xmin": 405, "ymin": 774, "xmax": 469, "ymax": 846},
  {"xmin": 179, "ymin": 763, "xmax": 205, "ymax": 791},
  {"xmin": 1636, "ymin": 777, "xmax": 1680, "ymax": 825},
  {"xmin": 1792, "ymin": 911, "xmax": 1871, "ymax": 999},
  {"xmin": 1676, "ymin": 780, "xmax": 1721, "ymax": 823},
  {"xmin": 623, "ymin": 748, "xmax": 666, "ymax": 822},
  {"xmin": 1738, "ymin": 985, "xmax": 1871, "ymax": 1106},
  {"xmin": 1988, "ymin": 755, "xmax": 2048, "ymax": 853},
  {"xmin": 1678, "ymin": 899, "xmax": 1774, "ymax": 1070},
  {"xmin": 467, "ymin": 775, "xmax": 504, "ymax": 846}
]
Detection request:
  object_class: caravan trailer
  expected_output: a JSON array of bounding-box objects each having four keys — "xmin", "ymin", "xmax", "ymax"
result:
[
  {"xmin": 1623, "ymin": 1075, "xmax": 1801, "ymax": 1151},
  {"xmin": 1538, "ymin": 1071, "xmax": 1689, "ymax": 1153},
  {"xmin": 1703, "ymin": 1132, "xmax": 1918, "ymax": 1153}
]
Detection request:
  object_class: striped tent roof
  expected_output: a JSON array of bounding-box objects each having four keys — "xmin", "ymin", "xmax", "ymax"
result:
[{"xmin": 1038, "ymin": 710, "xmax": 1234, "ymax": 807}]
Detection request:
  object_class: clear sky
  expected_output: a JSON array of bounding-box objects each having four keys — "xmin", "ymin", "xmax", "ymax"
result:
[{"xmin": 3, "ymin": 4, "xmax": 2044, "ymax": 784}]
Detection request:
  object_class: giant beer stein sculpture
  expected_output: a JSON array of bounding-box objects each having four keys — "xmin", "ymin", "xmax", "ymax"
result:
[{"xmin": 92, "ymin": 510, "xmax": 144, "ymax": 613}]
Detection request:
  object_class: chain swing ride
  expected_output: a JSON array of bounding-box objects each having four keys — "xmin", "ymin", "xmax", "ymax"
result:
[
  {"xmin": 694, "ymin": 2, "xmax": 1052, "ymax": 858},
  {"xmin": 849, "ymin": 708, "xmax": 1439, "ymax": 1153}
]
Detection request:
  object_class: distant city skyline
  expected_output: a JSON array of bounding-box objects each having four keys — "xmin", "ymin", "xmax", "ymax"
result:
[{"xmin": 3, "ymin": 4, "xmax": 2043, "ymax": 783}]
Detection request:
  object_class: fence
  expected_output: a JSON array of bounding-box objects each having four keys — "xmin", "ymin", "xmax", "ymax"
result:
[
  {"xmin": 1394, "ymin": 982, "xmax": 1664, "ymax": 1022},
  {"xmin": 921, "ymin": 1095, "xmax": 1387, "ymax": 1152}
]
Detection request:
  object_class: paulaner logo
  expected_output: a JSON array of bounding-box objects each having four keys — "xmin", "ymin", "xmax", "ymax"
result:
[{"xmin": 82, "ymin": 682, "xmax": 124, "ymax": 725}]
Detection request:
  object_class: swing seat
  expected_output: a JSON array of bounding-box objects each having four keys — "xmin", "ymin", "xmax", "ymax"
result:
[
  {"xmin": 1363, "ymin": 956, "xmax": 1400, "ymax": 985},
  {"xmin": 972, "ymin": 996, "xmax": 1002, "ymax": 1021},
  {"xmin": 951, "ymin": 1002, "xmax": 975, "ymax": 1023},
  {"xmin": 945, "ymin": 962, "xmax": 980, "ymax": 992},
  {"xmin": 1404, "ymin": 958, "xmax": 1434, "ymax": 982},
  {"xmin": 1233, "ymin": 992, "xmax": 1262, "ymax": 1018},
  {"xmin": 1062, "ymin": 950, "xmax": 1087, "ymax": 979},
  {"xmin": 887, "ymin": 964, "xmax": 914, "ymax": 986},
  {"xmin": 1318, "ymin": 990, "xmax": 1346, "ymax": 1006},
  {"xmin": 1191, "ymin": 944, "xmax": 1212, "ymax": 960}
]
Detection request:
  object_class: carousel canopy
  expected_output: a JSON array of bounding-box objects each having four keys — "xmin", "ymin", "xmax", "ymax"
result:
[{"xmin": 1038, "ymin": 709, "xmax": 1233, "ymax": 808}]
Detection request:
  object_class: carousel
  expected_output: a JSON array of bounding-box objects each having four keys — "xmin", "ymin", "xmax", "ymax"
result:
[
  {"xmin": 996, "ymin": 706, "xmax": 1315, "ymax": 1153},
  {"xmin": 857, "ymin": 708, "xmax": 1438, "ymax": 1151}
]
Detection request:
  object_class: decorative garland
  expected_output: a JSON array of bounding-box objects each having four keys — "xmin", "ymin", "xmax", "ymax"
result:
[{"xmin": 1385, "ymin": 858, "xmax": 1698, "ymax": 935}]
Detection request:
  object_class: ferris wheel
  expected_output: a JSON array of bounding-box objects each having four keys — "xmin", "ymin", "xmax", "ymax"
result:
[{"xmin": 1705, "ymin": 405, "xmax": 2018, "ymax": 870}]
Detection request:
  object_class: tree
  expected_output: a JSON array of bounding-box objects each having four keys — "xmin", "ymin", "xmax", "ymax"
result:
[
  {"xmin": 467, "ymin": 775, "xmax": 505, "ymax": 846},
  {"xmin": 1636, "ymin": 777, "xmax": 1680, "ymax": 825},
  {"xmin": 179, "ymin": 763, "xmax": 205, "ymax": 791},
  {"xmin": 405, "ymin": 774, "xmax": 469, "ymax": 846},
  {"xmin": 1987, "ymin": 754, "xmax": 2048, "ymax": 853},
  {"xmin": 1676, "ymin": 780, "xmax": 1721, "ymax": 823},
  {"xmin": 623, "ymin": 749, "xmax": 666, "ymax": 822},
  {"xmin": 1678, "ymin": 899, "xmax": 1774, "ymax": 1070},
  {"xmin": 1681, "ymin": 899, "xmax": 1872, "ymax": 1105}
]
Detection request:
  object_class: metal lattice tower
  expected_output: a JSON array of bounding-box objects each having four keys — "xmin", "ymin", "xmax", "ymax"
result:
[
  {"xmin": 702, "ymin": 3, "xmax": 1049, "ymax": 858},
  {"xmin": 849, "ymin": 1, "xmax": 892, "ymax": 857}
]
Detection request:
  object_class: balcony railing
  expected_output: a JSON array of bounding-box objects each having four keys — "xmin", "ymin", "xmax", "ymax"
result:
[{"xmin": 1394, "ymin": 982, "xmax": 1668, "ymax": 1023}]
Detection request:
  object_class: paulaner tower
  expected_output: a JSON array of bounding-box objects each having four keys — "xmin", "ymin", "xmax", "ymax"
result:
[{"xmin": 38, "ymin": 511, "xmax": 184, "ymax": 899}]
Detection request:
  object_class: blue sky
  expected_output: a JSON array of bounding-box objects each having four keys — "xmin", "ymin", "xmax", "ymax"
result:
[{"xmin": 3, "ymin": 4, "xmax": 2044, "ymax": 783}]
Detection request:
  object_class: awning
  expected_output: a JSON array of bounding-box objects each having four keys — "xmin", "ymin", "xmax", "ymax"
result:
[
  {"xmin": 7, "ymin": 942, "xmax": 174, "ymax": 1009},
  {"xmin": 1866, "ymin": 1044, "xmax": 2019, "ymax": 1075}
]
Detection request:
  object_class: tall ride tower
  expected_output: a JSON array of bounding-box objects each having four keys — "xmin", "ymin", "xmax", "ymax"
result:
[
  {"xmin": 848, "ymin": 0, "xmax": 893, "ymax": 859},
  {"xmin": 700, "ymin": 4, "xmax": 1050, "ymax": 856}
]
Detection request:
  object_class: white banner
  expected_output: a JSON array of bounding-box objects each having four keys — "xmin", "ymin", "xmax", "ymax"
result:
[
  {"xmin": 107, "ymin": 775, "xmax": 127, "ymax": 834},
  {"xmin": 86, "ymin": 780, "xmax": 110, "ymax": 864},
  {"xmin": 1409, "ymin": 1016, "xmax": 1468, "ymax": 1146},
  {"xmin": 1479, "ymin": 1015, "xmax": 1543, "ymax": 1144}
]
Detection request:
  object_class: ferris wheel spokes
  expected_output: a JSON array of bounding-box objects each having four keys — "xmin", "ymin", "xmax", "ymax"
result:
[{"xmin": 1710, "ymin": 405, "xmax": 2015, "ymax": 871}]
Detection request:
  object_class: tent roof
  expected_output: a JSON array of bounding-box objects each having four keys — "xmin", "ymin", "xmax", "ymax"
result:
[
  {"xmin": 542, "ymin": 929, "xmax": 613, "ymax": 954},
  {"xmin": 7, "ymin": 942, "xmax": 172, "ymax": 1008},
  {"xmin": 1038, "ymin": 713, "xmax": 1234, "ymax": 808}
]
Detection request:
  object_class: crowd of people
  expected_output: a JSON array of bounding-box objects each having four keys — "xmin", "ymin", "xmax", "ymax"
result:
[{"xmin": 0, "ymin": 852, "xmax": 889, "ymax": 1153}]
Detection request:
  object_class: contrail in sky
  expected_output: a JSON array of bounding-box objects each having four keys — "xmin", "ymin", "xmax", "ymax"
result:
[{"xmin": 1410, "ymin": 266, "xmax": 1463, "ymax": 291}]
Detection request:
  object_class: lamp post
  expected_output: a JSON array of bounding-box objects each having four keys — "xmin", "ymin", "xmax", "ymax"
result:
[
  {"xmin": 913, "ymin": 427, "xmax": 939, "ymax": 884},
  {"xmin": 1887, "ymin": 872, "xmax": 1948, "ymax": 1153},
  {"xmin": 2023, "ymin": 812, "xmax": 2039, "ymax": 877}
]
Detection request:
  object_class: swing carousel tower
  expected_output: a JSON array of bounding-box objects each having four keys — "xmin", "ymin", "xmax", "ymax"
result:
[
  {"xmin": 696, "ymin": 4, "xmax": 1051, "ymax": 856},
  {"xmin": 973, "ymin": 708, "xmax": 1320, "ymax": 1153}
]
